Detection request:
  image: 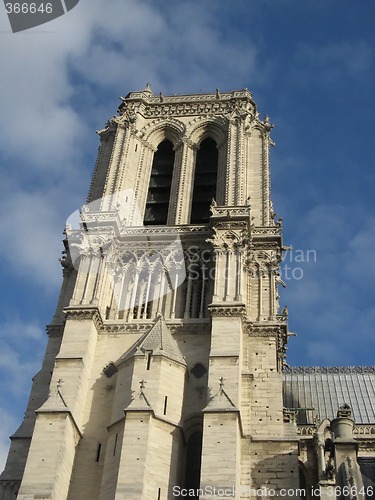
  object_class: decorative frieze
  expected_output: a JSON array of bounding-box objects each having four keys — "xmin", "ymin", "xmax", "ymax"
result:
[
  {"xmin": 99, "ymin": 320, "xmax": 211, "ymax": 336},
  {"xmin": 297, "ymin": 425, "xmax": 316, "ymax": 437},
  {"xmin": 119, "ymin": 89, "xmax": 257, "ymax": 121},
  {"xmin": 64, "ymin": 307, "xmax": 103, "ymax": 330},
  {"xmin": 354, "ymin": 425, "xmax": 375, "ymax": 436},
  {"xmin": 208, "ymin": 303, "xmax": 246, "ymax": 318},
  {"xmin": 245, "ymin": 324, "xmax": 280, "ymax": 337},
  {"xmin": 252, "ymin": 226, "xmax": 282, "ymax": 236},
  {"xmin": 210, "ymin": 205, "xmax": 251, "ymax": 218},
  {"xmin": 121, "ymin": 225, "xmax": 209, "ymax": 235}
]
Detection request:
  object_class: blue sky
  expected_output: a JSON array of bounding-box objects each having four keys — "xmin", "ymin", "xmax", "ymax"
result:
[{"xmin": 0, "ymin": 0, "xmax": 374, "ymax": 469}]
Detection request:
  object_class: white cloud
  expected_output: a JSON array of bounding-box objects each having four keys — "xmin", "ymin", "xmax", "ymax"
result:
[
  {"xmin": 0, "ymin": 0, "xmax": 263, "ymax": 292},
  {"xmin": 0, "ymin": 182, "xmax": 75, "ymax": 288}
]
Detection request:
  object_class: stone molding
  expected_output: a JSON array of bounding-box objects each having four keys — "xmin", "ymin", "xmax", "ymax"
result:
[
  {"xmin": 121, "ymin": 225, "xmax": 209, "ymax": 235},
  {"xmin": 210, "ymin": 205, "xmax": 251, "ymax": 218},
  {"xmin": 208, "ymin": 303, "xmax": 246, "ymax": 318},
  {"xmin": 119, "ymin": 89, "xmax": 257, "ymax": 120},
  {"xmin": 297, "ymin": 426, "xmax": 316, "ymax": 437},
  {"xmin": 99, "ymin": 320, "xmax": 211, "ymax": 336},
  {"xmin": 245, "ymin": 324, "xmax": 280, "ymax": 337},
  {"xmin": 253, "ymin": 226, "xmax": 282, "ymax": 236},
  {"xmin": 354, "ymin": 425, "xmax": 375, "ymax": 436},
  {"xmin": 63, "ymin": 307, "xmax": 103, "ymax": 331}
]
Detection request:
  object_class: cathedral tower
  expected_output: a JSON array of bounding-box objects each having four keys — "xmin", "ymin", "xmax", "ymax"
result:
[{"xmin": 0, "ymin": 87, "xmax": 300, "ymax": 499}]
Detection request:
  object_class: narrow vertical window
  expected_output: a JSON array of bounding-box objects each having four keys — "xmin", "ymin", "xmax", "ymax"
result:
[
  {"xmin": 163, "ymin": 396, "xmax": 168, "ymax": 415},
  {"xmin": 184, "ymin": 431, "xmax": 203, "ymax": 497},
  {"xmin": 96, "ymin": 443, "xmax": 102, "ymax": 462},
  {"xmin": 190, "ymin": 138, "xmax": 218, "ymax": 224},
  {"xmin": 146, "ymin": 351, "xmax": 152, "ymax": 370},
  {"xmin": 144, "ymin": 139, "xmax": 175, "ymax": 225},
  {"xmin": 113, "ymin": 433, "xmax": 118, "ymax": 456}
]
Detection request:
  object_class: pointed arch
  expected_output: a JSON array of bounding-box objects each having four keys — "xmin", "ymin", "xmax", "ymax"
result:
[
  {"xmin": 190, "ymin": 137, "xmax": 218, "ymax": 224},
  {"xmin": 187, "ymin": 116, "xmax": 227, "ymax": 147},
  {"xmin": 187, "ymin": 118, "xmax": 227, "ymax": 210},
  {"xmin": 144, "ymin": 139, "xmax": 175, "ymax": 225},
  {"xmin": 143, "ymin": 118, "xmax": 186, "ymax": 148}
]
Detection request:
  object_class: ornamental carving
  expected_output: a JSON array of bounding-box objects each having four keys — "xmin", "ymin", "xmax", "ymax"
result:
[
  {"xmin": 138, "ymin": 116, "xmax": 186, "ymax": 142},
  {"xmin": 100, "ymin": 323, "xmax": 151, "ymax": 335},
  {"xmin": 118, "ymin": 90, "xmax": 257, "ymax": 126},
  {"xmin": 69, "ymin": 232, "xmax": 112, "ymax": 259},
  {"xmin": 59, "ymin": 249, "xmax": 73, "ymax": 278},
  {"xmin": 99, "ymin": 321, "xmax": 211, "ymax": 336},
  {"xmin": 210, "ymin": 205, "xmax": 251, "ymax": 218},
  {"xmin": 297, "ymin": 426, "xmax": 316, "ymax": 436},
  {"xmin": 354, "ymin": 426, "xmax": 375, "ymax": 436},
  {"xmin": 252, "ymin": 226, "xmax": 282, "ymax": 236},
  {"xmin": 141, "ymin": 99, "xmax": 253, "ymax": 120},
  {"xmin": 64, "ymin": 307, "xmax": 103, "ymax": 330},
  {"xmin": 206, "ymin": 227, "xmax": 250, "ymax": 253},
  {"xmin": 208, "ymin": 304, "xmax": 246, "ymax": 318},
  {"xmin": 121, "ymin": 225, "xmax": 210, "ymax": 235}
]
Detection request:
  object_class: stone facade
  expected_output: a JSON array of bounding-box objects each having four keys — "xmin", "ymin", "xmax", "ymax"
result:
[{"xmin": 1, "ymin": 87, "xmax": 374, "ymax": 500}]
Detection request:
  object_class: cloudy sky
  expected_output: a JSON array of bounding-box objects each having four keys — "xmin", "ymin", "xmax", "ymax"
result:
[{"xmin": 0, "ymin": 0, "xmax": 374, "ymax": 470}]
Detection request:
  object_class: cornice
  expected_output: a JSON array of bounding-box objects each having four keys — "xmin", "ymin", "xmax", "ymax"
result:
[
  {"xmin": 63, "ymin": 307, "xmax": 103, "ymax": 331},
  {"xmin": 208, "ymin": 303, "xmax": 246, "ymax": 318},
  {"xmin": 100, "ymin": 320, "xmax": 211, "ymax": 336},
  {"xmin": 120, "ymin": 89, "xmax": 255, "ymax": 113},
  {"xmin": 245, "ymin": 323, "xmax": 282, "ymax": 337}
]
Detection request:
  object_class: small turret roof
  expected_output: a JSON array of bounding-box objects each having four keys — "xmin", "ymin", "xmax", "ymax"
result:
[{"xmin": 118, "ymin": 316, "xmax": 186, "ymax": 366}]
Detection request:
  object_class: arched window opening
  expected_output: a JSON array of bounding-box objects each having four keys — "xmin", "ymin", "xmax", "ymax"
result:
[
  {"xmin": 184, "ymin": 431, "xmax": 203, "ymax": 496},
  {"xmin": 144, "ymin": 140, "xmax": 175, "ymax": 225},
  {"xmin": 190, "ymin": 138, "xmax": 218, "ymax": 224}
]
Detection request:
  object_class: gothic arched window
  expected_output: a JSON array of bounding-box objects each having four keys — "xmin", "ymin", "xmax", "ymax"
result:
[
  {"xmin": 190, "ymin": 137, "xmax": 218, "ymax": 224},
  {"xmin": 144, "ymin": 139, "xmax": 175, "ymax": 225}
]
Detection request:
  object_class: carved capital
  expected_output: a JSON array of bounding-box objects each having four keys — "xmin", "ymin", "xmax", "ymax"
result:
[{"xmin": 63, "ymin": 307, "xmax": 103, "ymax": 330}]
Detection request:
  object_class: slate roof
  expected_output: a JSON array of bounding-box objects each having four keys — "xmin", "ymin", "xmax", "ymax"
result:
[
  {"xmin": 283, "ymin": 366, "xmax": 375, "ymax": 425},
  {"xmin": 118, "ymin": 316, "xmax": 186, "ymax": 366}
]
